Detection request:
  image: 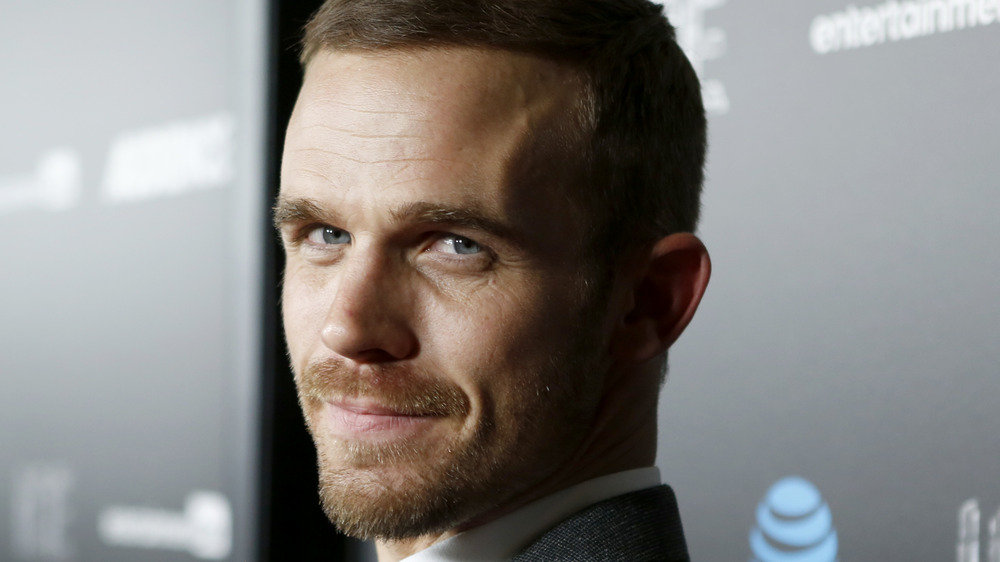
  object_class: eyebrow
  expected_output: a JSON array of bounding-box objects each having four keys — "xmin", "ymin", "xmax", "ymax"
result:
[
  {"xmin": 272, "ymin": 196, "xmax": 333, "ymax": 232},
  {"xmin": 390, "ymin": 201, "xmax": 518, "ymax": 241},
  {"xmin": 272, "ymin": 196, "xmax": 519, "ymax": 242}
]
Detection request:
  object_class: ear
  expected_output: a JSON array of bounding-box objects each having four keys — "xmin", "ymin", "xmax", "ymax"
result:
[{"xmin": 610, "ymin": 233, "xmax": 711, "ymax": 364}]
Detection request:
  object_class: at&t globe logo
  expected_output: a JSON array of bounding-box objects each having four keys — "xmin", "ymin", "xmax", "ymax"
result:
[{"xmin": 750, "ymin": 476, "xmax": 838, "ymax": 562}]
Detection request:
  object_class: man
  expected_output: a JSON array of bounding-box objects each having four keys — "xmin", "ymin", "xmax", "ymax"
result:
[{"xmin": 274, "ymin": 0, "xmax": 710, "ymax": 560}]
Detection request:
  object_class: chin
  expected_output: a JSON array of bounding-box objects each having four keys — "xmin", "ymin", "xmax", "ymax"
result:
[{"xmin": 314, "ymin": 431, "xmax": 504, "ymax": 540}]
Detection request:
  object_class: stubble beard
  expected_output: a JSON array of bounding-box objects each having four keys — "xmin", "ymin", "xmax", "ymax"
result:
[
  {"xmin": 297, "ymin": 359, "xmax": 485, "ymax": 540},
  {"xmin": 314, "ymin": 417, "xmax": 495, "ymax": 541},
  {"xmin": 294, "ymin": 303, "xmax": 609, "ymax": 541}
]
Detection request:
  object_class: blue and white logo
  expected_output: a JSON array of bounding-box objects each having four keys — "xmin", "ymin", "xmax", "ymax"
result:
[{"xmin": 750, "ymin": 476, "xmax": 838, "ymax": 562}]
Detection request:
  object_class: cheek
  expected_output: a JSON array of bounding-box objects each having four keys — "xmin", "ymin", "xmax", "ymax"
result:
[
  {"xmin": 421, "ymin": 280, "xmax": 575, "ymax": 389},
  {"xmin": 281, "ymin": 268, "xmax": 330, "ymax": 365}
]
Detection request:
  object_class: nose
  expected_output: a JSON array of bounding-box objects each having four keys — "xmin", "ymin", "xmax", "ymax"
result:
[{"xmin": 320, "ymin": 250, "xmax": 418, "ymax": 363}]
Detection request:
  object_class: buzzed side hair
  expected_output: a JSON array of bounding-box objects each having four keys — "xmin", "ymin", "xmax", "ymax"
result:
[{"xmin": 300, "ymin": 0, "xmax": 706, "ymax": 258}]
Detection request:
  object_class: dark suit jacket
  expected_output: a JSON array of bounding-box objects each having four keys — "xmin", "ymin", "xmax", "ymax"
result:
[{"xmin": 510, "ymin": 485, "xmax": 690, "ymax": 561}]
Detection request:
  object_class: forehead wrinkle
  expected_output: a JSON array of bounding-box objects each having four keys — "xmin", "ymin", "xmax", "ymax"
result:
[
  {"xmin": 289, "ymin": 111, "xmax": 442, "ymax": 172},
  {"xmin": 289, "ymin": 94, "xmax": 431, "ymax": 153},
  {"xmin": 302, "ymin": 151, "xmax": 453, "ymax": 166},
  {"xmin": 286, "ymin": 165, "xmax": 341, "ymax": 190},
  {"xmin": 294, "ymin": 123, "xmax": 425, "ymax": 141},
  {"xmin": 296, "ymin": 86, "xmax": 429, "ymax": 116}
]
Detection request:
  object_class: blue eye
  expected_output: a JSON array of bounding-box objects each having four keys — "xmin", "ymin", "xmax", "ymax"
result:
[
  {"xmin": 434, "ymin": 235, "xmax": 481, "ymax": 255},
  {"xmin": 453, "ymin": 237, "xmax": 481, "ymax": 255},
  {"xmin": 307, "ymin": 226, "xmax": 351, "ymax": 245}
]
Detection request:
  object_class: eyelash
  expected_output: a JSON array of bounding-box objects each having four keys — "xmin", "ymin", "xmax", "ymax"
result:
[
  {"xmin": 293, "ymin": 224, "xmax": 493, "ymax": 260},
  {"xmin": 305, "ymin": 225, "xmax": 351, "ymax": 246}
]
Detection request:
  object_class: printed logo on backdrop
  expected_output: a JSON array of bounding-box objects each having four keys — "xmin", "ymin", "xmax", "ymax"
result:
[
  {"xmin": 102, "ymin": 112, "xmax": 235, "ymax": 204},
  {"xmin": 10, "ymin": 464, "xmax": 75, "ymax": 561},
  {"xmin": 957, "ymin": 498, "xmax": 1000, "ymax": 562},
  {"xmin": 0, "ymin": 149, "xmax": 82, "ymax": 216},
  {"xmin": 750, "ymin": 476, "xmax": 839, "ymax": 562},
  {"xmin": 810, "ymin": 0, "xmax": 1000, "ymax": 54},
  {"xmin": 657, "ymin": 0, "xmax": 731, "ymax": 114},
  {"xmin": 97, "ymin": 491, "xmax": 232, "ymax": 560},
  {"xmin": 0, "ymin": 111, "xmax": 234, "ymax": 216}
]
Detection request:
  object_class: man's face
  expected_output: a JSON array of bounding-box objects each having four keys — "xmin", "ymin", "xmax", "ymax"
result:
[{"xmin": 278, "ymin": 47, "xmax": 613, "ymax": 540}]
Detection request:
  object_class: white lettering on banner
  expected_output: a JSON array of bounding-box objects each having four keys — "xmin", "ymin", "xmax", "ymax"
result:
[
  {"xmin": 957, "ymin": 499, "xmax": 1000, "ymax": 562},
  {"xmin": 10, "ymin": 465, "xmax": 74, "ymax": 561},
  {"xmin": 811, "ymin": 0, "xmax": 1000, "ymax": 54},
  {"xmin": 659, "ymin": 0, "xmax": 731, "ymax": 114},
  {"xmin": 101, "ymin": 112, "xmax": 234, "ymax": 204},
  {"xmin": 0, "ymin": 149, "xmax": 82, "ymax": 216},
  {"xmin": 0, "ymin": 112, "xmax": 234, "ymax": 215},
  {"xmin": 97, "ymin": 491, "xmax": 232, "ymax": 560}
]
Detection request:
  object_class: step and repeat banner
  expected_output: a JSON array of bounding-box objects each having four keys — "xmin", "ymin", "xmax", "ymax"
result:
[
  {"xmin": 0, "ymin": 2, "xmax": 268, "ymax": 561},
  {"xmin": 3, "ymin": 2, "xmax": 997, "ymax": 561},
  {"xmin": 657, "ymin": 1, "xmax": 999, "ymax": 561}
]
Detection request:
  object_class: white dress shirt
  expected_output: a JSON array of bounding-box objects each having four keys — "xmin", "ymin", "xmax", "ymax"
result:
[{"xmin": 402, "ymin": 467, "xmax": 663, "ymax": 562}]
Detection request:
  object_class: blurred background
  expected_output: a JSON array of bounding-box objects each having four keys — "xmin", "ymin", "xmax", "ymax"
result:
[{"xmin": 1, "ymin": 1, "xmax": 997, "ymax": 560}]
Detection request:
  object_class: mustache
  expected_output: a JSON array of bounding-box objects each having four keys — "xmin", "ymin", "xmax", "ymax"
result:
[{"xmin": 298, "ymin": 358, "xmax": 470, "ymax": 417}]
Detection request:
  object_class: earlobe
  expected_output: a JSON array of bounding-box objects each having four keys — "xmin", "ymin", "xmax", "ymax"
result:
[{"xmin": 610, "ymin": 233, "xmax": 711, "ymax": 364}]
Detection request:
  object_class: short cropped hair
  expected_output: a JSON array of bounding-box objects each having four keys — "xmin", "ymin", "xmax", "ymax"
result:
[{"xmin": 301, "ymin": 0, "xmax": 706, "ymax": 256}]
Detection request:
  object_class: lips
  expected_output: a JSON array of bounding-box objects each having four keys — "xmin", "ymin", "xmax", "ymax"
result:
[
  {"xmin": 331, "ymin": 397, "xmax": 440, "ymax": 417},
  {"xmin": 298, "ymin": 358, "xmax": 470, "ymax": 440},
  {"xmin": 320, "ymin": 398, "xmax": 442, "ymax": 439}
]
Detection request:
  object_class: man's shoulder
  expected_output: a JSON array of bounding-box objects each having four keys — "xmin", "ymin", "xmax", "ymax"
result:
[{"xmin": 511, "ymin": 484, "xmax": 690, "ymax": 562}]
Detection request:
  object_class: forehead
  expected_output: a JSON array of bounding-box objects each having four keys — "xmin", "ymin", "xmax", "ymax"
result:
[
  {"xmin": 282, "ymin": 47, "xmax": 588, "ymax": 221},
  {"xmin": 293, "ymin": 46, "xmax": 583, "ymax": 146}
]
